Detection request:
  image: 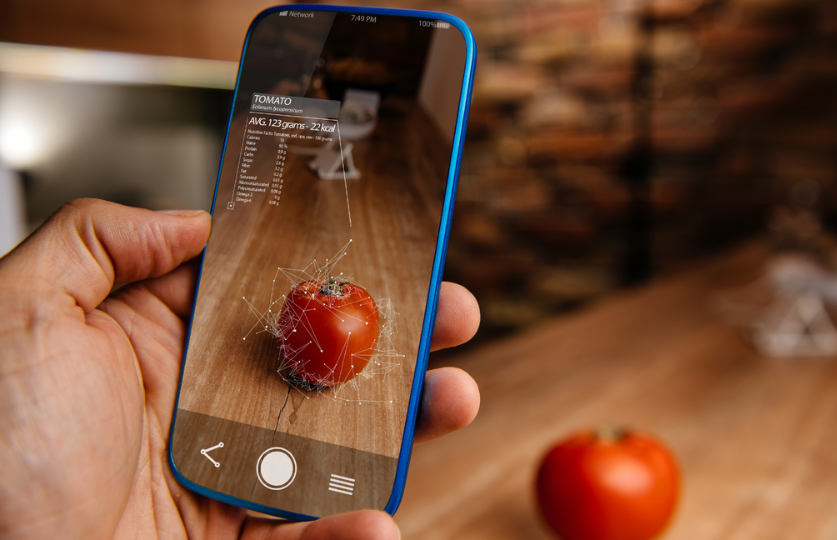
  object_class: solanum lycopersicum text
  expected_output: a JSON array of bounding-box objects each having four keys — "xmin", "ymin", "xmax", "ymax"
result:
[{"xmin": 277, "ymin": 279, "xmax": 379, "ymax": 387}]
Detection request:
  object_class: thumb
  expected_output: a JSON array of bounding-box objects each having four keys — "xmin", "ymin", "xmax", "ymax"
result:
[{"xmin": 2, "ymin": 198, "xmax": 210, "ymax": 312}]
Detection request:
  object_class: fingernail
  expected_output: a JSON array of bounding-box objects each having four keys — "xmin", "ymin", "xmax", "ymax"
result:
[
  {"xmin": 396, "ymin": 524, "xmax": 402, "ymax": 540},
  {"xmin": 155, "ymin": 209, "xmax": 205, "ymax": 217}
]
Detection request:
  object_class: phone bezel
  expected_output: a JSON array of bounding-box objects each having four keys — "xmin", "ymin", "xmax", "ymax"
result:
[{"xmin": 168, "ymin": 3, "xmax": 477, "ymax": 521}]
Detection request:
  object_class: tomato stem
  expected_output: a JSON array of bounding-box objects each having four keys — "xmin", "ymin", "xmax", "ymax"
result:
[
  {"xmin": 320, "ymin": 279, "xmax": 349, "ymax": 296},
  {"xmin": 596, "ymin": 425, "xmax": 628, "ymax": 443}
]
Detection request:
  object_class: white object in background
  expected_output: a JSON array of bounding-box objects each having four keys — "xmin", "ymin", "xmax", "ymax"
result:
[
  {"xmin": 306, "ymin": 89, "xmax": 380, "ymax": 181},
  {"xmin": 766, "ymin": 255, "xmax": 837, "ymax": 301},
  {"xmin": 338, "ymin": 89, "xmax": 379, "ymax": 141},
  {"xmin": 712, "ymin": 254, "xmax": 837, "ymax": 357},
  {"xmin": 289, "ymin": 89, "xmax": 380, "ymax": 181},
  {"xmin": 715, "ymin": 255, "xmax": 837, "ymax": 357},
  {"xmin": 309, "ymin": 141, "xmax": 359, "ymax": 181},
  {"xmin": 0, "ymin": 163, "xmax": 26, "ymax": 257},
  {"xmin": 752, "ymin": 292, "xmax": 837, "ymax": 357},
  {"xmin": 752, "ymin": 257, "xmax": 837, "ymax": 356}
]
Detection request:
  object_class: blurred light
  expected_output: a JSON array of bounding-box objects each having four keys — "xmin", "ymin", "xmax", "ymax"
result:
[
  {"xmin": 0, "ymin": 42, "xmax": 237, "ymax": 89},
  {"xmin": 0, "ymin": 121, "xmax": 44, "ymax": 169}
]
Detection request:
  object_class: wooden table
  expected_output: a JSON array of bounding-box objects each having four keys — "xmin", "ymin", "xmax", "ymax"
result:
[{"xmin": 396, "ymin": 241, "xmax": 837, "ymax": 539}]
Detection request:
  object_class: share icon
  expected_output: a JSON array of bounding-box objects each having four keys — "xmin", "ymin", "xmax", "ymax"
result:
[{"xmin": 201, "ymin": 442, "xmax": 224, "ymax": 468}]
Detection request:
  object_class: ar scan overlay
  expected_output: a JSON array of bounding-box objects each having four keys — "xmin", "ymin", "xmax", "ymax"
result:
[{"xmin": 171, "ymin": 10, "xmax": 468, "ymax": 516}]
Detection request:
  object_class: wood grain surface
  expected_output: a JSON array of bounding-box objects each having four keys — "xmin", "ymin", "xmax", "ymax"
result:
[
  {"xmin": 396, "ymin": 241, "xmax": 837, "ymax": 539},
  {"xmin": 178, "ymin": 98, "xmax": 449, "ymax": 459}
]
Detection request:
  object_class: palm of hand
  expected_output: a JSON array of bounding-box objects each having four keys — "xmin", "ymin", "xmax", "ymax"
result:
[{"xmin": 2, "ymin": 265, "xmax": 242, "ymax": 539}]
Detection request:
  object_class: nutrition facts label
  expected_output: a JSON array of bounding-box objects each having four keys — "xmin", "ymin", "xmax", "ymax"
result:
[{"xmin": 226, "ymin": 94, "xmax": 342, "ymax": 211}]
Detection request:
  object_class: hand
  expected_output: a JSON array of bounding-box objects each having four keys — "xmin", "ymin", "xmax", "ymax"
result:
[{"xmin": 0, "ymin": 199, "xmax": 480, "ymax": 540}]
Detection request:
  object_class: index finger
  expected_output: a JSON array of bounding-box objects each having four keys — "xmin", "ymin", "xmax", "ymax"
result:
[
  {"xmin": 430, "ymin": 282, "xmax": 480, "ymax": 352},
  {"xmin": 1, "ymin": 199, "xmax": 210, "ymax": 313}
]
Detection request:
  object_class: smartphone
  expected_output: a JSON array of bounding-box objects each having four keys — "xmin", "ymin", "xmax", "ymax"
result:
[{"xmin": 168, "ymin": 4, "xmax": 476, "ymax": 520}]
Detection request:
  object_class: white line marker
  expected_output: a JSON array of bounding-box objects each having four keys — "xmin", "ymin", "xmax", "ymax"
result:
[{"xmin": 328, "ymin": 473, "xmax": 355, "ymax": 495}]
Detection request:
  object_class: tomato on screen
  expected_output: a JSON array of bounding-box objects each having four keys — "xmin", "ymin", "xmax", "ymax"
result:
[{"xmin": 278, "ymin": 279, "xmax": 380, "ymax": 387}]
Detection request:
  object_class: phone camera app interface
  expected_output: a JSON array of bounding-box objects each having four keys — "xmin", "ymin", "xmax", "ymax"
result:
[{"xmin": 171, "ymin": 8, "xmax": 469, "ymax": 517}]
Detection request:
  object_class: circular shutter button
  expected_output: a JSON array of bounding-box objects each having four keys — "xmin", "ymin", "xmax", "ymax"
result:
[{"xmin": 256, "ymin": 447, "xmax": 297, "ymax": 490}]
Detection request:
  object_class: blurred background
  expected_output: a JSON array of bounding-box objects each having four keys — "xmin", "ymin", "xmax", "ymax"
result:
[
  {"xmin": 4, "ymin": 0, "xmax": 837, "ymax": 538},
  {"xmin": 4, "ymin": 0, "xmax": 837, "ymax": 336}
]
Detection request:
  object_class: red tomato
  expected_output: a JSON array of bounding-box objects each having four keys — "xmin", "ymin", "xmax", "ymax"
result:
[
  {"xmin": 277, "ymin": 279, "xmax": 379, "ymax": 387},
  {"xmin": 536, "ymin": 428, "xmax": 679, "ymax": 540}
]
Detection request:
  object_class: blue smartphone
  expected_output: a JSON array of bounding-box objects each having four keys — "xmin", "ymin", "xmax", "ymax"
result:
[{"xmin": 168, "ymin": 4, "xmax": 476, "ymax": 520}]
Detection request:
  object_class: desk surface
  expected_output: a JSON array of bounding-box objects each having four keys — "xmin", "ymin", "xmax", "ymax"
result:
[{"xmin": 396, "ymin": 242, "xmax": 837, "ymax": 539}]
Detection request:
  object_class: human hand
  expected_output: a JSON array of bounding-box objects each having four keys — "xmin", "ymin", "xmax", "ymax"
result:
[{"xmin": 0, "ymin": 199, "xmax": 480, "ymax": 540}]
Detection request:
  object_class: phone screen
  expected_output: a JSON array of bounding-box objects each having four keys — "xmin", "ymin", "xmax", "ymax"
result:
[{"xmin": 170, "ymin": 6, "xmax": 471, "ymax": 518}]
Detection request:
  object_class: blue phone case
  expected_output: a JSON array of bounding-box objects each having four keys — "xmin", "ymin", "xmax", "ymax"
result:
[{"xmin": 169, "ymin": 3, "xmax": 477, "ymax": 521}]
